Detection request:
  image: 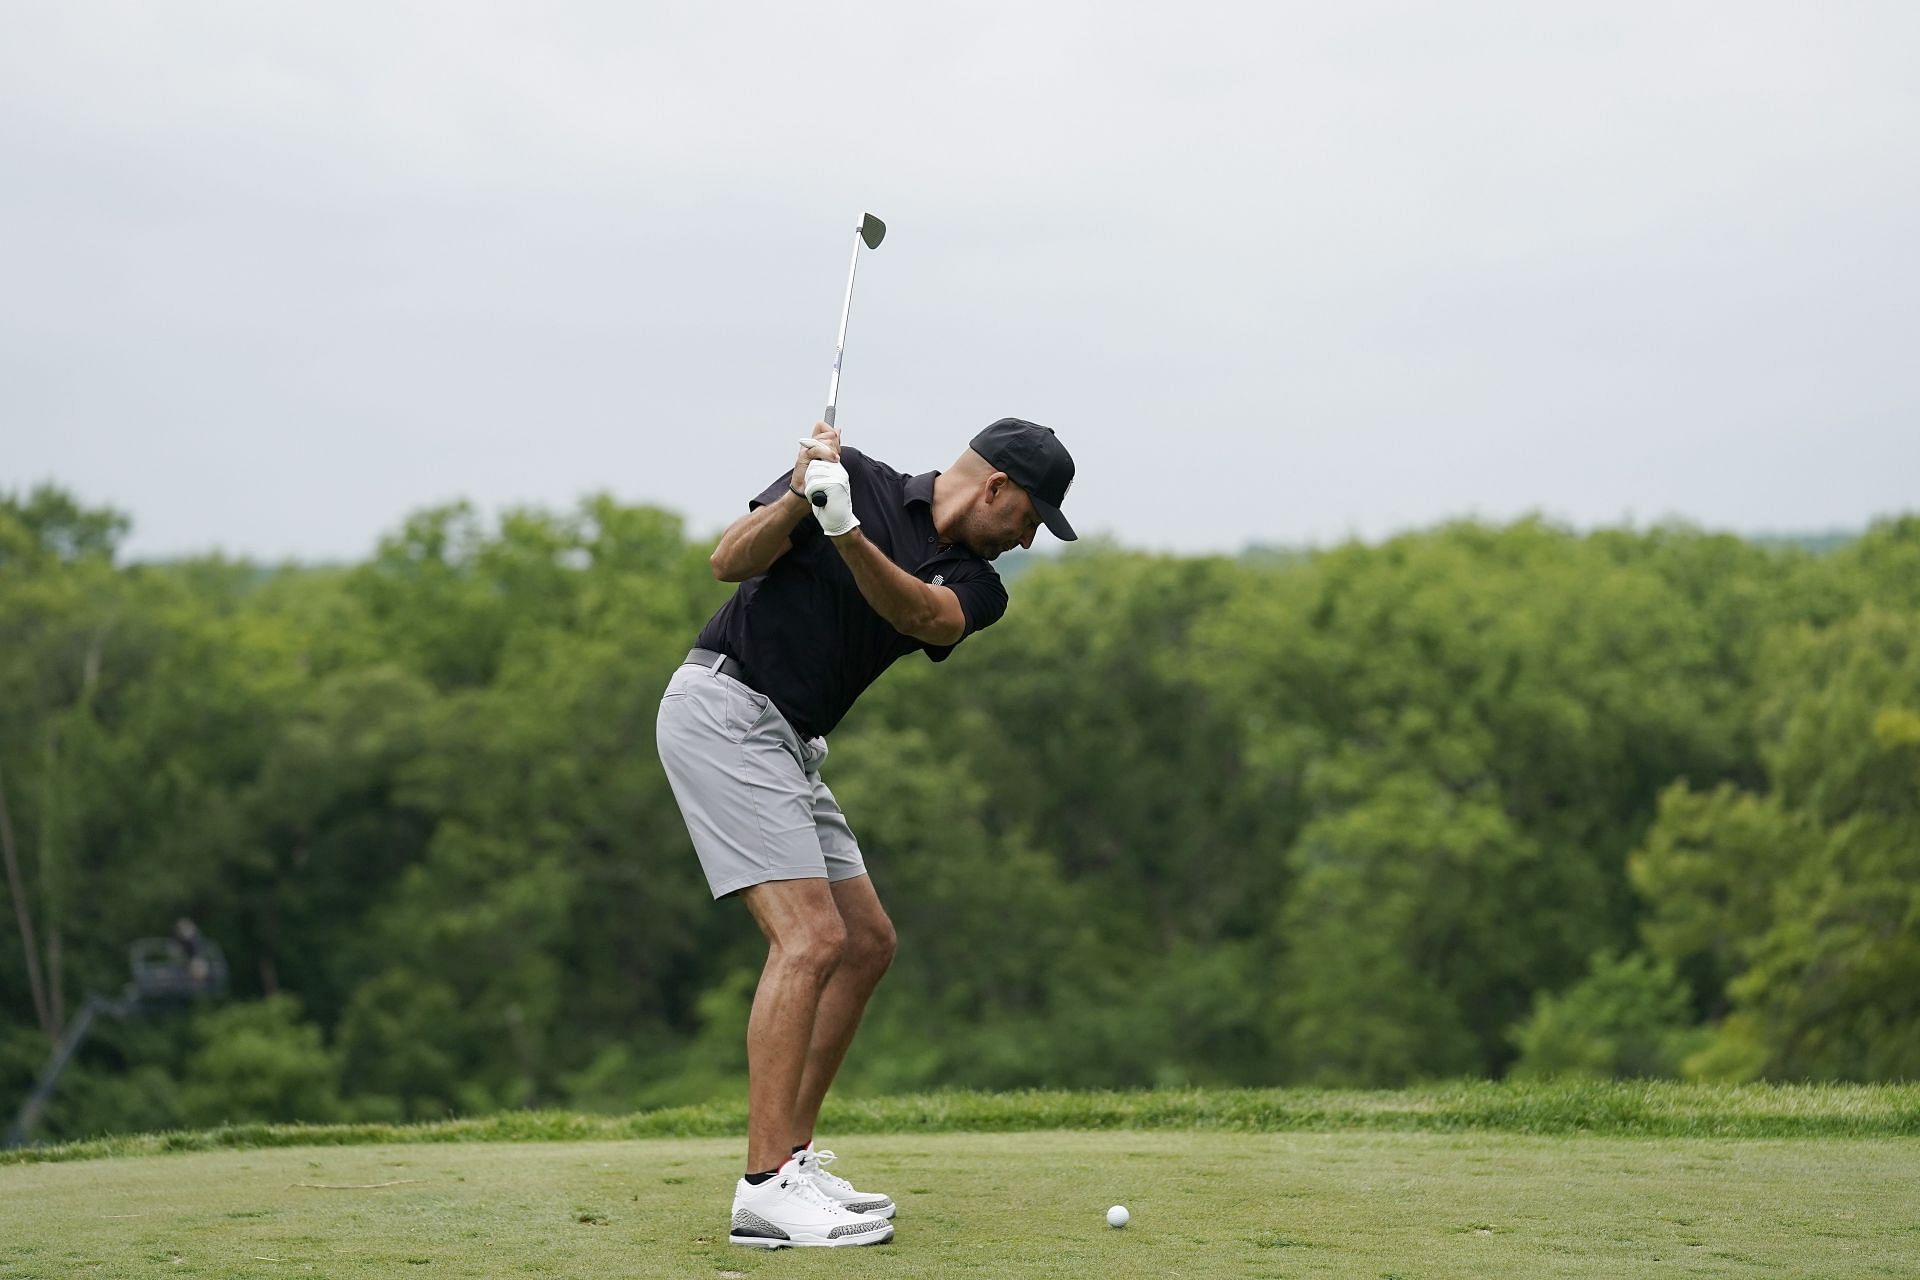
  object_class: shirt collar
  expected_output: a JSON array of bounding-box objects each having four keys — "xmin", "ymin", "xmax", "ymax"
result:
[{"xmin": 905, "ymin": 470, "xmax": 938, "ymax": 507}]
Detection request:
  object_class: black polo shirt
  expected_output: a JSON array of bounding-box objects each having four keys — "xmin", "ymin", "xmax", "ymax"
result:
[{"xmin": 694, "ymin": 447, "xmax": 1008, "ymax": 739}]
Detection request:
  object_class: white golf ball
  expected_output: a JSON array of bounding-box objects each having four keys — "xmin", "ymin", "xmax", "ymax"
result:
[{"xmin": 1107, "ymin": 1204, "xmax": 1130, "ymax": 1228}]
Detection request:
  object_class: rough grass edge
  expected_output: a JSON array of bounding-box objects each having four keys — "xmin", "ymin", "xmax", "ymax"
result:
[{"xmin": 7, "ymin": 1081, "xmax": 1918, "ymax": 1166}]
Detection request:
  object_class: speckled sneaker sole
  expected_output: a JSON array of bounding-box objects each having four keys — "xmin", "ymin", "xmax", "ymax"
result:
[{"xmin": 728, "ymin": 1207, "xmax": 893, "ymax": 1248}]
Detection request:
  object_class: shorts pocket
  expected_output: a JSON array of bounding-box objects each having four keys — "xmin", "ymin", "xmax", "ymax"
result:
[{"xmin": 723, "ymin": 678, "xmax": 772, "ymax": 742}]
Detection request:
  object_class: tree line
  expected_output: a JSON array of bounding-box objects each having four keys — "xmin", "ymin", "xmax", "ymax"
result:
[{"xmin": 2, "ymin": 485, "xmax": 1916, "ymax": 1140}]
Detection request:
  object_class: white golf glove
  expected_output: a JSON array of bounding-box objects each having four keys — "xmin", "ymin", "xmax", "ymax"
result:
[{"xmin": 803, "ymin": 459, "xmax": 860, "ymax": 537}]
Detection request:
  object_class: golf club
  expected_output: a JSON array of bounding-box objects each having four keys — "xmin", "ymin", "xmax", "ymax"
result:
[{"xmin": 823, "ymin": 212, "xmax": 886, "ymax": 431}]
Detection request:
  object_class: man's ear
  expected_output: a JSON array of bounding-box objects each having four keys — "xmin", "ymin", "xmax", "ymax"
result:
[{"xmin": 985, "ymin": 471, "xmax": 1009, "ymax": 502}]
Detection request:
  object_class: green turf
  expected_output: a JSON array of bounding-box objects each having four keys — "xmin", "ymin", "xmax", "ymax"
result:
[
  {"xmin": 6, "ymin": 1082, "xmax": 1918, "ymax": 1166},
  {"xmin": 3, "ymin": 1130, "xmax": 1916, "ymax": 1278}
]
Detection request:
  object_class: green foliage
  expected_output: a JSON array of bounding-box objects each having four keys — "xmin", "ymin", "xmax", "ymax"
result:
[
  {"xmin": 1731, "ymin": 610, "xmax": 1920, "ymax": 1079},
  {"xmin": 1630, "ymin": 783, "xmax": 1812, "ymax": 1008},
  {"xmin": 1632, "ymin": 595, "xmax": 1920, "ymax": 1081},
  {"xmin": 1185, "ymin": 520, "xmax": 1777, "ymax": 1081},
  {"xmin": 0, "ymin": 485, "xmax": 130, "ymax": 566},
  {"xmin": 178, "ymin": 996, "xmax": 342, "ymax": 1126},
  {"xmin": 1510, "ymin": 951, "xmax": 1704, "ymax": 1079},
  {"xmin": 334, "ymin": 969, "xmax": 462, "ymax": 1120},
  {"xmin": 3, "ymin": 485, "xmax": 1918, "ymax": 1144}
]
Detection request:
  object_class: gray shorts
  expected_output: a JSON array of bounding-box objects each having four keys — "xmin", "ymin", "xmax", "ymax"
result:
[{"xmin": 655, "ymin": 657, "xmax": 867, "ymax": 899}]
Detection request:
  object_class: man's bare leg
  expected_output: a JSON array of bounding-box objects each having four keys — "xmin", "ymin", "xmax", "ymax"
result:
[
  {"xmin": 789, "ymin": 874, "xmax": 897, "ymax": 1147},
  {"xmin": 739, "ymin": 877, "xmax": 847, "ymax": 1174}
]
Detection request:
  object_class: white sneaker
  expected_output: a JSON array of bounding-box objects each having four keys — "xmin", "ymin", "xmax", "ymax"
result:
[
  {"xmin": 797, "ymin": 1142, "xmax": 897, "ymax": 1219},
  {"xmin": 728, "ymin": 1156, "xmax": 894, "ymax": 1249}
]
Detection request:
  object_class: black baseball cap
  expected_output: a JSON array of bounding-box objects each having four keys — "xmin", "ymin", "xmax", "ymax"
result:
[{"xmin": 969, "ymin": 418, "xmax": 1077, "ymax": 541}]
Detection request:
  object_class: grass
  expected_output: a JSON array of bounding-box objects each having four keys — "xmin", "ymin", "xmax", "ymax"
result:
[
  {"xmin": 4, "ymin": 1129, "xmax": 1918, "ymax": 1278},
  {"xmin": 6, "ymin": 1080, "xmax": 1918, "ymax": 1166}
]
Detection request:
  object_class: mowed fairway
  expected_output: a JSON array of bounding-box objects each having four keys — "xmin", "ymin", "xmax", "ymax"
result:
[{"xmin": 2, "ymin": 1130, "xmax": 1915, "ymax": 1279}]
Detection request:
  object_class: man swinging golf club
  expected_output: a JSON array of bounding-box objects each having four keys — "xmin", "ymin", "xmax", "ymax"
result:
[{"xmin": 655, "ymin": 413, "xmax": 1078, "ymax": 1248}]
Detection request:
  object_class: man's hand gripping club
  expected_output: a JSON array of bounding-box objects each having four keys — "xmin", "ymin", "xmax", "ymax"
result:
[{"xmin": 796, "ymin": 427, "xmax": 860, "ymax": 538}]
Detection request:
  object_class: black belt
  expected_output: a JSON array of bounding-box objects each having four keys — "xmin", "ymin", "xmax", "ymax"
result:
[{"xmin": 686, "ymin": 647, "xmax": 751, "ymax": 686}]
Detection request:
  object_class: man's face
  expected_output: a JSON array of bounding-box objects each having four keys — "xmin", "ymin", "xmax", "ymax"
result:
[{"xmin": 957, "ymin": 475, "xmax": 1041, "ymax": 560}]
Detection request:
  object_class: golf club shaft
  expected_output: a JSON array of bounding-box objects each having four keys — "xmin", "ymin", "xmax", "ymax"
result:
[{"xmin": 823, "ymin": 230, "xmax": 864, "ymax": 429}]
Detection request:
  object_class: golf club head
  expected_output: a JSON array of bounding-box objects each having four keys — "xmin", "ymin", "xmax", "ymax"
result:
[{"xmin": 859, "ymin": 213, "xmax": 886, "ymax": 250}]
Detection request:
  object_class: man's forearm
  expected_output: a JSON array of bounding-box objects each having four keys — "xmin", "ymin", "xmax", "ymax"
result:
[
  {"xmin": 710, "ymin": 491, "xmax": 811, "ymax": 581},
  {"xmin": 830, "ymin": 530, "xmax": 963, "ymax": 645}
]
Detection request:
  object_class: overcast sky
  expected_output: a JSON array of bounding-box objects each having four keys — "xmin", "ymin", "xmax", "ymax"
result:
[{"xmin": 5, "ymin": 1, "xmax": 1916, "ymax": 562}]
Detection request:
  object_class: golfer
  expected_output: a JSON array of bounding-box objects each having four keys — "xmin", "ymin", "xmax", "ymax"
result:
[{"xmin": 656, "ymin": 416, "xmax": 1078, "ymax": 1248}]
